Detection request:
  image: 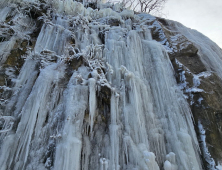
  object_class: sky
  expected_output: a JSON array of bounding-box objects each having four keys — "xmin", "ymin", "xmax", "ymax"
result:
[{"xmin": 162, "ymin": 0, "xmax": 222, "ymax": 48}]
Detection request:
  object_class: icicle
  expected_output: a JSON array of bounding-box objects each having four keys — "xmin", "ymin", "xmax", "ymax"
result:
[
  {"xmin": 89, "ymin": 78, "xmax": 96, "ymax": 134},
  {"xmin": 35, "ymin": 24, "xmax": 71, "ymax": 55},
  {"xmin": 109, "ymin": 89, "xmax": 120, "ymax": 170},
  {"xmin": 54, "ymin": 71, "xmax": 89, "ymax": 170},
  {"xmin": 0, "ymin": 37, "xmax": 16, "ymax": 64},
  {"xmin": 100, "ymin": 158, "xmax": 108, "ymax": 170},
  {"xmin": 0, "ymin": 63, "xmax": 65, "ymax": 170},
  {"xmin": 164, "ymin": 152, "xmax": 178, "ymax": 170}
]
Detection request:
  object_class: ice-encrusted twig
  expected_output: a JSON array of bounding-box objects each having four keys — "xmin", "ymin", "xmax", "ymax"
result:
[{"xmin": 0, "ymin": 116, "xmax": 15, "ymax": 133}]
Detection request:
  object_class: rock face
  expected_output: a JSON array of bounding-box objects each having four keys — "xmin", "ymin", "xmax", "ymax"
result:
[
  {"xmin": 154, "ymin": 18, "xmax": 222, "ymax": 169},
  {"xmin": 0, "ymin": 0, "xmax": 222, "ymax": 170}
]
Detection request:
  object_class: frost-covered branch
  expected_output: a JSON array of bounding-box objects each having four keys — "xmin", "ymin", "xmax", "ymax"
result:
[{"xmin": 0, "ymin": 116, "xmax": 15, "ymax": 133}]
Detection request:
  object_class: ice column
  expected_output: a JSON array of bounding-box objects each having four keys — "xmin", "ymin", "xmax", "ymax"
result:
[
  {"xmin": 89, "ymin": 78, "xmax": 97, "ymax": 134},
  {"xmin": 54, "ymin": 72, "xmax": 88, "ymax": 170},
  {"xmin": 109, "ymin": 90, "xmax": 120, "ymax": 170}
]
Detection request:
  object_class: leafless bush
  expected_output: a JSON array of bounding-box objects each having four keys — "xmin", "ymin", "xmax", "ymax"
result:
[
  {"xmin": 121, "ymin": 0, "xmax": 167, "ymax": 14},
  {"xmin": 76, "ymin": 0, "xmax": 167, "ymax": 15}
]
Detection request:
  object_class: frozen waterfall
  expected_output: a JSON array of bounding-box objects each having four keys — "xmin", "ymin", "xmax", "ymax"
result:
[{"xmin": 0, "ymin": 0, "xmax": 206, "ymax": 170}]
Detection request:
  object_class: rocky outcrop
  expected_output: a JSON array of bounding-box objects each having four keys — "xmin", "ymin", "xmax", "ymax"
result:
[{"xmin": 151, "ymin": 17, "xmax": 222, "ymax": 169}]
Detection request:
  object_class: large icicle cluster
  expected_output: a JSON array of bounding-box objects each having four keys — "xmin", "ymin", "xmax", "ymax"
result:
[{"xmin": 0, "ymin": 0, "xmax": 210, "ymax": 170}]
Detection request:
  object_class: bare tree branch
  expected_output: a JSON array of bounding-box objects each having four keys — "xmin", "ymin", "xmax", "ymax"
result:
[
  {"xmin": 119, "ymin": 0, "xmax": 167, "ymax": 14},
  {"xmin": 76, "ymin": 0, "xmax": 167, "ymax": 15}
]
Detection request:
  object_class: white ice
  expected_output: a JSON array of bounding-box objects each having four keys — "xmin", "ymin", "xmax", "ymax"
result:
[{"xmin": 0, "ymin": 1, "xmax": 212, "ymax": 170}]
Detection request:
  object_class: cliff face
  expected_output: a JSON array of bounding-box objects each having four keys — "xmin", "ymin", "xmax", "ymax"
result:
[
  {"xmin": 153, "ymin": 18, "xmax": 222, "ymax": 169},
  {"xmin": 0, "ymin": 1, "xmax": 222, "ymax": 170}
]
